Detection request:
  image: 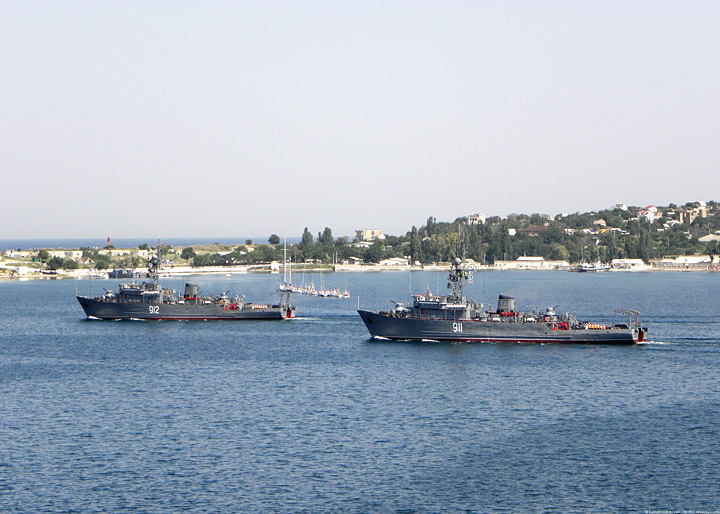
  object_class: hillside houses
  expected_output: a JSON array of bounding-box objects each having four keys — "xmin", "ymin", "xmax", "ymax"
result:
[{"xmin": 636, "ymin": 206, "xmax": 657, "ymax": 223}]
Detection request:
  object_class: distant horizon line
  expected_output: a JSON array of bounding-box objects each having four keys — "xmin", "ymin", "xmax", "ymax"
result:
[
  {"xmin": 0, "ymin": 235, "xmax": 314, "ymax": 241},
  {"xmin": 0, "ymin": 236, "xmax": 304, "ymax": 251}
]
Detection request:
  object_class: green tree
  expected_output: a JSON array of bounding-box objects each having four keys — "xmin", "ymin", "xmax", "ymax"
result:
[
  {"xmin": 93, "ymin": 254, "xmax": 113, "ymax": 269},
  {"xmin": 549, "ymin": 243, "xmax": 569, "ymax": 261},
  {"xmin": 639, "ymin": 230, "xmax": 651, "ymax": 262},
  {"xmin": 300, "ymin": 227, "xmax": 314, "ymax": 259},
  {"xmin": 181, "ymin": 247, "xmax": 196, "ymax": 260},
  {"xmin": 81, "ymin": 247, "xmax": 98, "ymax": 260},
  {"xmin": 192, "ymin": 254, "xmax": 208, "ymax": 266},
  {"xmin": 268, "ymin": 234, "xmax": 281, "ymax": 245},
  {"xmin": 318, "ymin": 227, "xmax": 333, "ymax": 245},
  {"xmin": 410, "ymin": 225, "xmax": 421, "ymax": 263},
  {"xmin": 499, "ymin": 221, "xmax": 511, "ymax": 260},
  {"xmin": 424, "ymin": 216, "xmax": 437, "ymax": 236},
  {"xmin": 311, "ymin": 227, "xmax": 335, "ymax": 262},
  {"xmin": 529, "ymin": 213, "xmax": 545, "ymax": 226},
  {"xmin": 37, "ymin": 249, "xmax": 50, "ymax": 263},
  {"xmin": 252, "ymin": 244, "xmax": 280, "ymax": 263},
  {"xmin": 364, "ymin": 241, "xmax": 384, "ymax": 263},
  {"xmin": 707, "ymin": 241, "xmax": 720, "ymax": 266},
  {"xmin": 624, "ymin": 237, "xmax": 637, "ymax": 259},
  {"xmin": 62, "ymin": 258, "xmax": 79, "ymax": 270},
  {"xmin": 420, "ymin": 235, "xmax": 443, "ymax": 263},
  {"xmin": 46, "ymin": 256, "xmax": 64, "ymax": 270},
  {"xmin": 193, "ymin": 253, "xmax": 227, "ymax": 266}
]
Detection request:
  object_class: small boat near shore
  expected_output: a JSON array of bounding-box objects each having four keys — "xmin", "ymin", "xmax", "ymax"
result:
[
  {"xmin": 572, "ymin": 262, "xmax": 611, "ymax": 272},
  {"xmin": 107, "ymin": 268, "xmax": 135, "ymax": 279}
]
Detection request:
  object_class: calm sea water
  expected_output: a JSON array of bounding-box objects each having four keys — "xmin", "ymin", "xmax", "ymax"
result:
[
  {"xmin": 1, "ymin": 237, "xmax": 300, "ymax": 252},
  {"xmin": 1, "ymin": 271, "xmax": 719, "ymax": 513}
]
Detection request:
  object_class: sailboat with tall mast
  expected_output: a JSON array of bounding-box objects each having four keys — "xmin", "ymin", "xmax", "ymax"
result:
[{"xmin": 279, "ymin": 237, "xmax": 294, "ymax": 292}]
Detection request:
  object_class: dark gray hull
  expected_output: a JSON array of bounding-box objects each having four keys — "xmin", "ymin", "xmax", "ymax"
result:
[
  {"xmin": 78, "ymin": 296, "xmax": 294, "ymax": 320},
  {"xmin": 358, "ymin": 310, "xmax": 639, "ymax": 344}
]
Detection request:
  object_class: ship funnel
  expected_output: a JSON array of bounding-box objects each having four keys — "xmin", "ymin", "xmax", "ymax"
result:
[
  {"xmin": 497, "ymin": 294, "xmax": 515, "ymax": 313},
  {"xmin": 184, "ymin": 283, "xmax": 199, "ymax": 298}
]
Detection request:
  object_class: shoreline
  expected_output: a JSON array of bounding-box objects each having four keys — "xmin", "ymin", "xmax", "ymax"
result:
[{"xmin": 1, "ymin": 264, "xmax": 717, "ymax": 281}]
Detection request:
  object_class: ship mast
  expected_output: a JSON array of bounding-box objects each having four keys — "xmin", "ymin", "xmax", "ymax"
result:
[
  {"xmin": 446, "ymin": 224, "xmax": 469, "ymax": 302},
  {"xmin": 148, "ymin": 241, "xmax": 161, "ymax": 287},
  {"xmin": 283, "ymin": 237, "xmax": 288, "ymax": 286},
  {"xmin": 447, "ymin": 257, "xmax": 465, "ymax": 301}
]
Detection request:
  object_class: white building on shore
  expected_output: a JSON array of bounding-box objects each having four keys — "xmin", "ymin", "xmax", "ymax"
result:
[
  {"xmin": 493, "ymin": 256, "xmax": 570, "ymax": 270},
  {"xmin": 652, "ymin": 255, "xmax": 718, "ymax": 270},
  {"xmin": 610, "ymin": 259, "xmax": 651, "ymax": 271},
  {"xmin": 379, "ymin": 257, "xmax": 409, "ymax": 267}
]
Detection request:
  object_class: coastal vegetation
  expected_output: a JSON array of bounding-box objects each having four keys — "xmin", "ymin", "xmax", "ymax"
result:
[
  {"xmin": 403, "ymin": 202, "xmax": 720, "ymax": 265},
  {"xmin": 2, "ymin": 201, "xmax": 719, "ymax": 274}
]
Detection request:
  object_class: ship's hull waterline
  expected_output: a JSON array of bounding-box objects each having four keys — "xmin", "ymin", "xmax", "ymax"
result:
[
  {"xmin": 78, "ymin": 296, "xmax": 294, "ymax": 320},
  {"xmin": 358, "ymin": 310, "xmax": 640, "ymax": 344}
]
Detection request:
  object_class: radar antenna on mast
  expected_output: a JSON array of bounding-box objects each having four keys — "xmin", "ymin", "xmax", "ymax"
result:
[
  {"xmin": 147, "ymin": 240, "xmax": 162, "ymax": 286},
  {"xmin": 447, "ymin": 257, "xmax": 466, "ymax": 301}
]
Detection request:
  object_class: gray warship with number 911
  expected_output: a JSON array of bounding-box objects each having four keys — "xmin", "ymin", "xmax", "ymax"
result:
[
  {"xmin": 358, "ymin": 258, "xmax": 646, "ymax": 344},
  {"xmin": 77, "ymin": 245, "xmax": 295, "ymax": 320}
]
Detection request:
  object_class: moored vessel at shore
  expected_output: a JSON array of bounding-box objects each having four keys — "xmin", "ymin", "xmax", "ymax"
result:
[
  {"xmin": 358, "ymin": 259, "xmax": 646, "ymax": 344},
  {"xmin": 572, "ymin": 261, "xmax": 611, "ymax": 272},
  {"xmin": 107, "ymin": 268, "xmax": 136, "ymax": 279},
  {"xmin": 77, "ymin": 245, "xmax": 295, "ymax": 320}
]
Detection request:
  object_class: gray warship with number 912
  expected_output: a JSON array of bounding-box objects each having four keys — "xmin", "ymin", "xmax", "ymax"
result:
[
  {"xmin": 77, "ymin": 245, "xmax": 295, "ymax": 320},
  {"xmin": 358, "ymin": 259, "xmax": 646, "ymax": 344}
]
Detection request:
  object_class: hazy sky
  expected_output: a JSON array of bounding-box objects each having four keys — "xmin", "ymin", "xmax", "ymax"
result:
[{"xmin": 2, "ymin": 1, "xmax": 718, "ymax": 239}]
